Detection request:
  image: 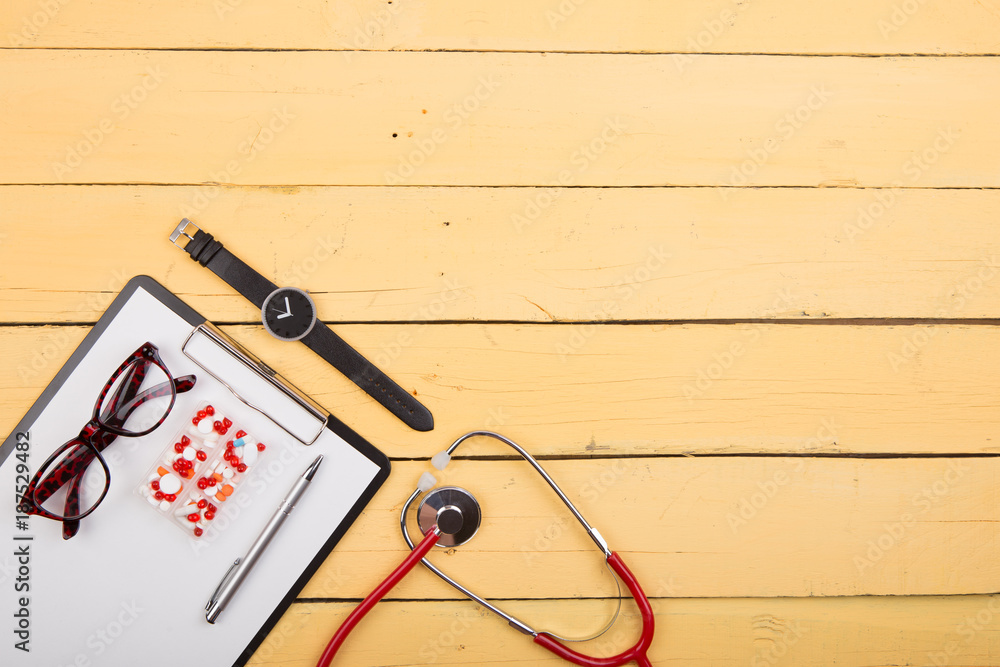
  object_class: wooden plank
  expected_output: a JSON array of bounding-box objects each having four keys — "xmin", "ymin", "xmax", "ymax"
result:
[
  {"xmin": 3, "ymin": 185, "xmax": 1000, "ymax": 323},
  {"xmin": 305, "ymin": 457, "xmax": 1000, "ymax": 599},
  {"xmin": 3, "ymin": 323, "xmax": 1000, "ymax": 457},
  {"xmin": 248, "ymin": 596, "xmax": 1000, "ymax": 666},
  {"xmin": 2, "ymin": 51, "xmax": 996, "ymax": 187},
  {"xmin": 4, "ymin": 0, "xmax": 1000, "ymax": 54}
]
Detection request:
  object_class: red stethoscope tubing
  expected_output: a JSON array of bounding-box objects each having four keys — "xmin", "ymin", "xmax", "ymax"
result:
[
  {"xmin": 315, "ymin": 529, "xmax": 654, "ymax": 667},
  {"xmin": 315, "ymin": 527, "xmax": 442, "ymax": 667},
  {"xmin": 533, "ymin": 552, "xmax": 654, "ymax": 667}
]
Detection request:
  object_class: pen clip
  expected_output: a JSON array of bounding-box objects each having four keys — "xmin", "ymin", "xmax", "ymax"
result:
[{"xmin": 207, "ymin": 558, "xmax": 242, "ymax": 611}]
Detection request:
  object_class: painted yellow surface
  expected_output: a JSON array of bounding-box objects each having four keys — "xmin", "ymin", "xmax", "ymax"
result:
[
  {"xmin": 2, "ymin": 186, "xmax": 1000, "ymax": 322},
  {"xmin": 2, "ymin": 2, "xmax": 999, "ymax": 666},
  {"xmin": 3, "ymin": 0, "xmax": 1000, "ymax": 54},
  {"xmin": 246, "ymin": 597, "xmax": 1000, "ymax": 666},
  {"xmin": 1, "ymin": 51, "xmax": 997, "ymax": 187}
]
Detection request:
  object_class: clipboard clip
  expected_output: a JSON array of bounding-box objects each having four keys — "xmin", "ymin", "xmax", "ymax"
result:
[
  {"xmin": 182, "ymin": 323, "xmax": 329, "ymax": 445},
  {"xmin": 207, "ymin": 558, "xmax": 242, "ymax": 611}
]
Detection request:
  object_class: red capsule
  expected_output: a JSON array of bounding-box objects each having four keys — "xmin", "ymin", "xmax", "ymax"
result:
[
  {"xmin": 181, "ymin": 435, "xmax": 190, "ymax": 445},
  {"xmin": 205, "ymin": 405, "xmax": 215, "ymax": 416},
  {"xmin": 235, "ymin": 430, "xmax": 247, "ymax": 439},
  {"xmin": 213, "ymin": 420, "xmax": 224, "ymax": 433},
  {"xmin": 191, "ymin": 415, "xmax": 200, "ymax": 425},
  {"xmin": 151, "ymin": 480, "xmax": 160, "ymax": 491},
  {"xmin": 208, "ymin": 503, "xmax": 218, "ymax": 513},
  {"xmin": 237, "ymin": 463, "xmax": 247, "ymax": 473},
  {"xmin": 223, "ymin": 417, "xmax": 233, "ymax": 429},
  {"xmin": 208, "ymin": 478, "xmax": 217, "ymax": 487},
  {"xmin": 187, "ymin": 513, "xmax": 199, "ymax": 523},
  {"xmin": 196, "ymin": 450, "xmax": 207, "ymax": 462},
  {"xmin": 257, "ymin": 443, "xmax": 266, "ymax": 452},
  {"xmin": 197, "ymin": 479, "xmax": 208, "ymax": 490},
  {"xmin": 154, "ymin": 491, "xmax": 164, "ymax": 500},
  {"xmin": 174, "ymin": 442, "xmax": 184, "ymax": 453},
  {"xmin": 194, "ymin": 527, "xmax": 203, "ymax": 537},
  {"xmin": 205, "ymin": 511, "xmax": 215, "ymax": 520},
  {"xmin": 197, "ymin": 499, "xmax": 207, "ymax": 509},
  {"xmin": 165, "ymin": 494, "xmax": 176, "ymax": 502},
  {"xmin": 196, "ymin": 410, "xmax": 208, "ymax": 421}
]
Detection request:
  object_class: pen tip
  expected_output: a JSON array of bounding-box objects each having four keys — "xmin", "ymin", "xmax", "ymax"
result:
[{"xmin": 304, "ymin": 455, "xmax": 323, "ymax": 480}]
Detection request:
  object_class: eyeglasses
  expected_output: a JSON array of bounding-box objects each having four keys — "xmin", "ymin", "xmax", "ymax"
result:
[{"xmin": 18, "ymin": 342, "xmax": 196, "ymax": 540}]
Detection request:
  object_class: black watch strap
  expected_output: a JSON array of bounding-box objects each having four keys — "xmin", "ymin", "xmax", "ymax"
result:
[{"xmin": 170, "ymin": 219, "xmax": 434, "ymax": 432}]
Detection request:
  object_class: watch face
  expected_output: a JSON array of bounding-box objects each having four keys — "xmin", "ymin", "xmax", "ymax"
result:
[{"xmin": 261, "ymin": 288, "xmax": 317, "ymax": 341}]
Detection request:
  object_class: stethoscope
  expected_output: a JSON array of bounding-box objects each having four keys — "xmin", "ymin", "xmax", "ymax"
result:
[{"xmin": 316, "ymin": 431, "xmax": 655, "ymax": 667}]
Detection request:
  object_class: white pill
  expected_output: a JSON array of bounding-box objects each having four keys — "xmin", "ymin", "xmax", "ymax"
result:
[
  {"xmin": 183, "ymin": 446, "xmax": 197, "ymax": 461},
  {"xmin": 203, "ymin": 434, "xmax": 218, "ymax": 447},
  {"xmin": 159, "ymin": 500, "xmax": 171, "ymax": 511},
  {"xmin": 146, "ymin": 495, "xmax": 159, "ymax": 506},
  {"xmin": 243, "ymin": 445, "xmax": 258, "ymax": 466},
  {"xmin": 198, "ymin": 419, "xmax": 214, "ymax": 434},
  {"xmin": 159, "ymin": 473, "xmax": 182, "ymax": 495},
  {"xmin": 222, "ymin": 469, "xmax": 234, "ymax": 480}
]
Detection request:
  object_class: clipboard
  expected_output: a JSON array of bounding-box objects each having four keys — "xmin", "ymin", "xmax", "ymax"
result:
[{"xmin": 0, "ymin": 276, "xmax": 391, "ymax": 666}]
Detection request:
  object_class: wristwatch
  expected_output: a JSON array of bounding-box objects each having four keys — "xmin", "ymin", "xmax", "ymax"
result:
[{"xmin": 169, "ymin": 219, "xmax": 434, "ymax": 432}]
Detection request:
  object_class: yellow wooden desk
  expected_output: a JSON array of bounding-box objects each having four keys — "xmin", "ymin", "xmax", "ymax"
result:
[{"xmin": 3, "ymin": 1, "xmax": 1000, "ymax": 664}]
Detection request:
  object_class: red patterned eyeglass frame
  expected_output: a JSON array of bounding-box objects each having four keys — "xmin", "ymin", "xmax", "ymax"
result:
[{"xmin": 17, "ymin": 342, "xmax": 196, "ymax": 539}]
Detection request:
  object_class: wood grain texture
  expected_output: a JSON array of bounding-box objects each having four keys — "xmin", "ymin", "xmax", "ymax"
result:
[
  {"xmin": 3, "ymin": 324, "xmax": 999, "ymax": 457},
  {"xmin": 245, "ymin": 597, "xmax": 1000, "ymax": 666},
  {"xmin": 2, "ymin": 185, "xmax": 999, "ymax": 323},
  {"xmin": 4, "ymin": 0, "xmax": 1000, "ymax": 54},
  {"xmin": 2, "ymin": 51, "xmax": 997, "ymax": 187}
]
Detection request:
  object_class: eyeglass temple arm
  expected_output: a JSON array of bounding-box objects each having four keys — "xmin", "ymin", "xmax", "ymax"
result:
[{"xmin": 61, "ymin": 470, "xmax": 84, "ymax": 540}]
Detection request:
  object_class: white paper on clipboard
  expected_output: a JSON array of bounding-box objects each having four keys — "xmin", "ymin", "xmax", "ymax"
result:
[{"xmin": 0, "ymin": 278, "xmax": 388, "ymax": 667}]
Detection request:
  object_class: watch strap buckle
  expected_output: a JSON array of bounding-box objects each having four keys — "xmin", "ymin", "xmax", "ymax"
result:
[{"xmin": 170, "ymin": 218, "xmax": 201, "ymax": 249}]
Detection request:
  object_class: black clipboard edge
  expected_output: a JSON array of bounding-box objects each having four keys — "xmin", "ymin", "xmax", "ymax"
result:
[{"xmin": 0, "ymin": 275, "xmax": 392, "ymax": 666}]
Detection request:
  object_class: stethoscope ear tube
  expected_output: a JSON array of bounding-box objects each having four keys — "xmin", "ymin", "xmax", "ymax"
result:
[
  {"xmin": 315, "ymin": 526, "xmax": 443, "ymax": 667},
  {"xmin": 533, "ymin": 552, "xmax": 655, "ymax": 667}
]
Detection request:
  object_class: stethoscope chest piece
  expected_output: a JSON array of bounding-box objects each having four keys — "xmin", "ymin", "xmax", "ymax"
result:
[{"xmin": 417, "ymin": 486, "xmax": 481, "ymax": 547}]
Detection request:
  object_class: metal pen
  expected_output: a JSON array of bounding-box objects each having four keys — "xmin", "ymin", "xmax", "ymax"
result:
[{"xmin": 206, "ymin": 455, "xmax": 324, "ymax": 623}]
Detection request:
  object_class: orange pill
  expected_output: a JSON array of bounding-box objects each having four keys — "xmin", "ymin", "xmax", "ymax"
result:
[
  {"xmin": 215, "ymin": 492, "xmax": 226, "ymax": 501},
  {"xmin": 213, "ymin": 473, "xmax": 223, "ymax": 482},
  {"xmin": 157, "ymin": 466, "xmax": 169, "ymax": 476},
  {"xmin": 221, "ymin": 484, "xmax": 234, "ymax": 496}
]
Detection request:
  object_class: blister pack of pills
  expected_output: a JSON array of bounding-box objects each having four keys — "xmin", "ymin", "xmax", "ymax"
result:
[{"xmin": 136, "ymin": 401, "xmax": 268, "ymax": 538}]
